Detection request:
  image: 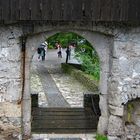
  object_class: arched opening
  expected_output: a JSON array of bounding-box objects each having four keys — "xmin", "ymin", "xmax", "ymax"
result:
[
  {"xmin": 46, "ymin": 32, "xmax": 100, "ymax": 80},
  {"xmin": 23, "ymin": 29, "xmax": 112, "ymax": 139},
  {"xmin": 30, "ymin": 32, "xmax": 101, "ymax": 135}
]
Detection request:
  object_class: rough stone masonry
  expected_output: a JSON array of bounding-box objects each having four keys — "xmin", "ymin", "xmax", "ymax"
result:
[
  {"xmin": 0, "ymin": 24, "xmax": 140, "ymax": 140},
  {"xmin": 108, "ymin": 29, "xmax": 140, "ymax": 140},
  {"xmin": 0, "ymin": 26, "xmax": 23, "ymax": 139}
]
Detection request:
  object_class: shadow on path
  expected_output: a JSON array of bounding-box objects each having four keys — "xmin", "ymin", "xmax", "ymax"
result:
[{"xmin": 36, "ymin": 63, "xmax": 70, "ymax": 107}]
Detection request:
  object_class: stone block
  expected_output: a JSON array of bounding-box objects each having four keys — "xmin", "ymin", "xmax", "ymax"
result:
[
  {"xmin": 0, "ymin": 79, "xmax": 22, "ymax": 102},
  {"xmin": 108, "ymin": 91, "xmax": 122, "ymax": 107},
  {"xmin": 133, "ymin": 61, "xmax": 140, "ymax": 74},
  {"xmin": 23, "ymin": 99, "xmax": 31, "ymax": 122},
  {"xmin": 8, "ymin": 117, "xmax": 21, "ymax": 126},
  {"xmin": 111, "ymin": 59, "xmax": 120, "ymax": 76},
  {"xmin": 119, "ymin": 56, "xmax": 132, "ymax": 75},
  {"xmin": 125, "ymin": 124, "xmax": 136, "ymax": 139},
  {"xmin": 23, "ymin": 122, "xmax": 31, "ymax": 136},
  {"xmin": 108, "ymin": 115, "xmax": 124, "ymax": 136},
  {"xmin": 109, "ymin": 105, "xmax": 124, "ymax": 116},
  {"xmin": 136, "ymin": 134, "xmax": 140, "ymax": 140},
  {"xmin": 99, "ymin": 95, "xmax": 108, "ymax": 117},
  {"xmin": 0, "ymin": 46, "xmax": 21, "ymax": 62},
  {"xmin": 113, "ymin": 41, "xmax": 124, "ymax": 59},
  {"xmin": 0, "ymin": 102, "xmax": 21, "ymax": 117},
  {"xmin": 0, "ymin": 62, "xmax": 21, "ymax": 79},
  {"xmin": 108, "ymin": 78, "xmax": 119, "ymax": 92},
  {"xmin": 97, "ymin": 116, "xmax": 108, "ymax": 134},
  {"xmin": 99, "ymin": 71, "xmax": 108, "ymax": 95}
]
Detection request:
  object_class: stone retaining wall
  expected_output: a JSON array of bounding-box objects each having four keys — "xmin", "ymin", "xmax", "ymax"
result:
[{"xmin": 61, "ymin": 63, "xmax": 99, "ymax": 92}]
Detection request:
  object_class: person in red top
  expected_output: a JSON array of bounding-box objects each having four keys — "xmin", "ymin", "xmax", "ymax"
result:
[{"xmin": 56, "ymin": 42, "xmax": 62, "ymax": 58}]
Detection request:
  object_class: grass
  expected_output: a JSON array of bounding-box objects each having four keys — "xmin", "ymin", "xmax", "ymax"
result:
[{"xmin": 96, "ymin": 134, "xmax": 108, "ymax": 140}]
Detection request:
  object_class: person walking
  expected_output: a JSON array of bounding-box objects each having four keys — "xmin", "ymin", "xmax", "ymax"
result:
[
  {"xmin": 66, "ymin": 45, "xmax": 71, "ymax": 63},
  {"xmin": 37, "ymin": 43, "xmax": 46, "ymax": 61},
  {"xmin": 56, "ymin": 42, "xmax": 62, "ymax": 58},
  {"xmin": 44, "ymin": 41, "xmax": 48, "ymax": 53},
  {"xmin": 37, "ymin": 46, "xmax": 41, "ymax": 60}
]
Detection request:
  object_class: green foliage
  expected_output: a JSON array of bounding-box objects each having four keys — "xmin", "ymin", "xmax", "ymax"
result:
[
  {"xmin": 74, "ymin": 42, "xmax": 100, "ymax": 80},
  {"xmin": 75, "ymin": 44, "xmax": 93, "ymax": 57},
  {"xmin": 47, "ymin": 32, "xmax": 90, "ymax": 48},
  {"xmin": 75, "ymin": 50, "xmax": 100, "ymax": 80},
  {"xmin": 47, "ymin": 32, "xmax": 100, "ymax": 80},
  {"xmin": 96, "ymin": 134, "xmax": 108, "ymax": 140},
  {"xmin": 48, "ymin": 45, "xmax": 54, "ymax": 49},
  {"xmin": 47, "ymin": 32, "xmax": 95, "ymax": 49}
]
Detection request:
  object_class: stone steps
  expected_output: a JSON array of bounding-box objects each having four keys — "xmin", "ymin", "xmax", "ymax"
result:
[{"xmin": 31, "ymin": 107, "xmax": 98, "ymax": 134}]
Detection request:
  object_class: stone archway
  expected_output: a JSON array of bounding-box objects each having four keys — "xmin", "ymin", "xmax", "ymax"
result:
[
  {"xmin": 22, "ymin": 28, "xmax": 113, "ymax": 137},
  {"xmin": 1, "ymin": 24, "xmax": 140, "ymax": 140}
]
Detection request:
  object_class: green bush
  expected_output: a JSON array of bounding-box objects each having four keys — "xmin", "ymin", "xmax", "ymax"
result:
[
  {"xmin": 48, "ymin": 45, "xmax": 54, "ymax": 49},
  {"xmin": 96, "ymin": 134, "xmax": 108, "ymax": 140},
  {"xmin": 75, "ymin": 52, "xmax": 100, "ymax": 80},
  {"xmin": 47, "ymin": 32, "xmax": 83, "ymax": 48},
  {"xmin": 75, "ymin": 44, "xmax": 93, "ymax": 57}
]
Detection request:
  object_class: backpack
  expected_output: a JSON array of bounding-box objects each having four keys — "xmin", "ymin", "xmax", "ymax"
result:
[{"xmin": 37, "ymin": 47, "xmax": 41, "ymax": 54}]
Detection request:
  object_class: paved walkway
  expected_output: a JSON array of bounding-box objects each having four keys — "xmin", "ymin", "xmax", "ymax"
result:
[
  {"xmin": 36, "ymin": 63, "xmax": 70, "ymax": 107},
  {"xmin": 31, "ymin": 49, "xmax": 86, "ymax": 108}
]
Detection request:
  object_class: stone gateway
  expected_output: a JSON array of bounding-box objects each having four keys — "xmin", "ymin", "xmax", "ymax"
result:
[
  {"xmin": 0, "ymin": 0, "xmax": 140, "ymax": 140},
  {"xmin": 0, "ymin": 23, "xmax": 140, "ymax": 140}
]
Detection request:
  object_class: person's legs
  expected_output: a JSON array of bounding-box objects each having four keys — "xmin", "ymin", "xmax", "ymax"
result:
[
  {"xmin": 42, "ymin": 53, "xmax": 45, "ymax": 61},
  {"xmin": 60, "ymin": 51, "xmax": 62, "ymax": 58},
  {"xmin": 68, "ymin": 53, "xmax": 70, "ymax": 60},
  {"xmin": 40, "ymin": 49, "xmax": 44, "ymax": 61},
  {"xmin": 58, "ymin": 51, "xmax": 61, "ymax": 58},
  {"xmin": 66, "ymin": 54, "xmax": 68, "ymax": 63},
  {"xmin": 38, "ymin": 54, "xmax": 40, "ymax": 59},
  {"xmin": 38, "ymin": 53, "xmax": 41, "ymax": 61},
  {"xmin": 42, "ymin": 50, "xmax": 45, "ymax": 61},
  {"xmin": 42, "ymin": 56, "xmax": 45, "ymax": 61}
]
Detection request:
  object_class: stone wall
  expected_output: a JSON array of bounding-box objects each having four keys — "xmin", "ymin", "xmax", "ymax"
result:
[
  {"xmin": 61, "ymin": 63, "xmax": 98, "ymax": 92},
  {"xmin": 108, "ymin": 29, "xmax": 140, "ymax": 140},
  {"xmin": 0, "ymin": 26, "xmax": 23, "ymax": 139},
  {"xmin": 0, "ymin": 23, "xmax": 140, "ymax": 140},
  {"xmin": 26, "ymin": 28, "xmax": 112, "ymax": 136},
  {"xmin": 22, "ymin": 26, "xmax": 112, "ymax": 138}
]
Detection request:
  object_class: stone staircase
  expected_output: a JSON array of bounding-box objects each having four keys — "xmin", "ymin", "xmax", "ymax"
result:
[{"xmin": 31, "ymin": 107, "xmax": 98, "ymax": 134}]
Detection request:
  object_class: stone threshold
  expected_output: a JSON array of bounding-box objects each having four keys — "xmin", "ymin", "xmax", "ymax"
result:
[{"xmin": 31, "ymin": 133, "xmax": 96, "ymax": 140}]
